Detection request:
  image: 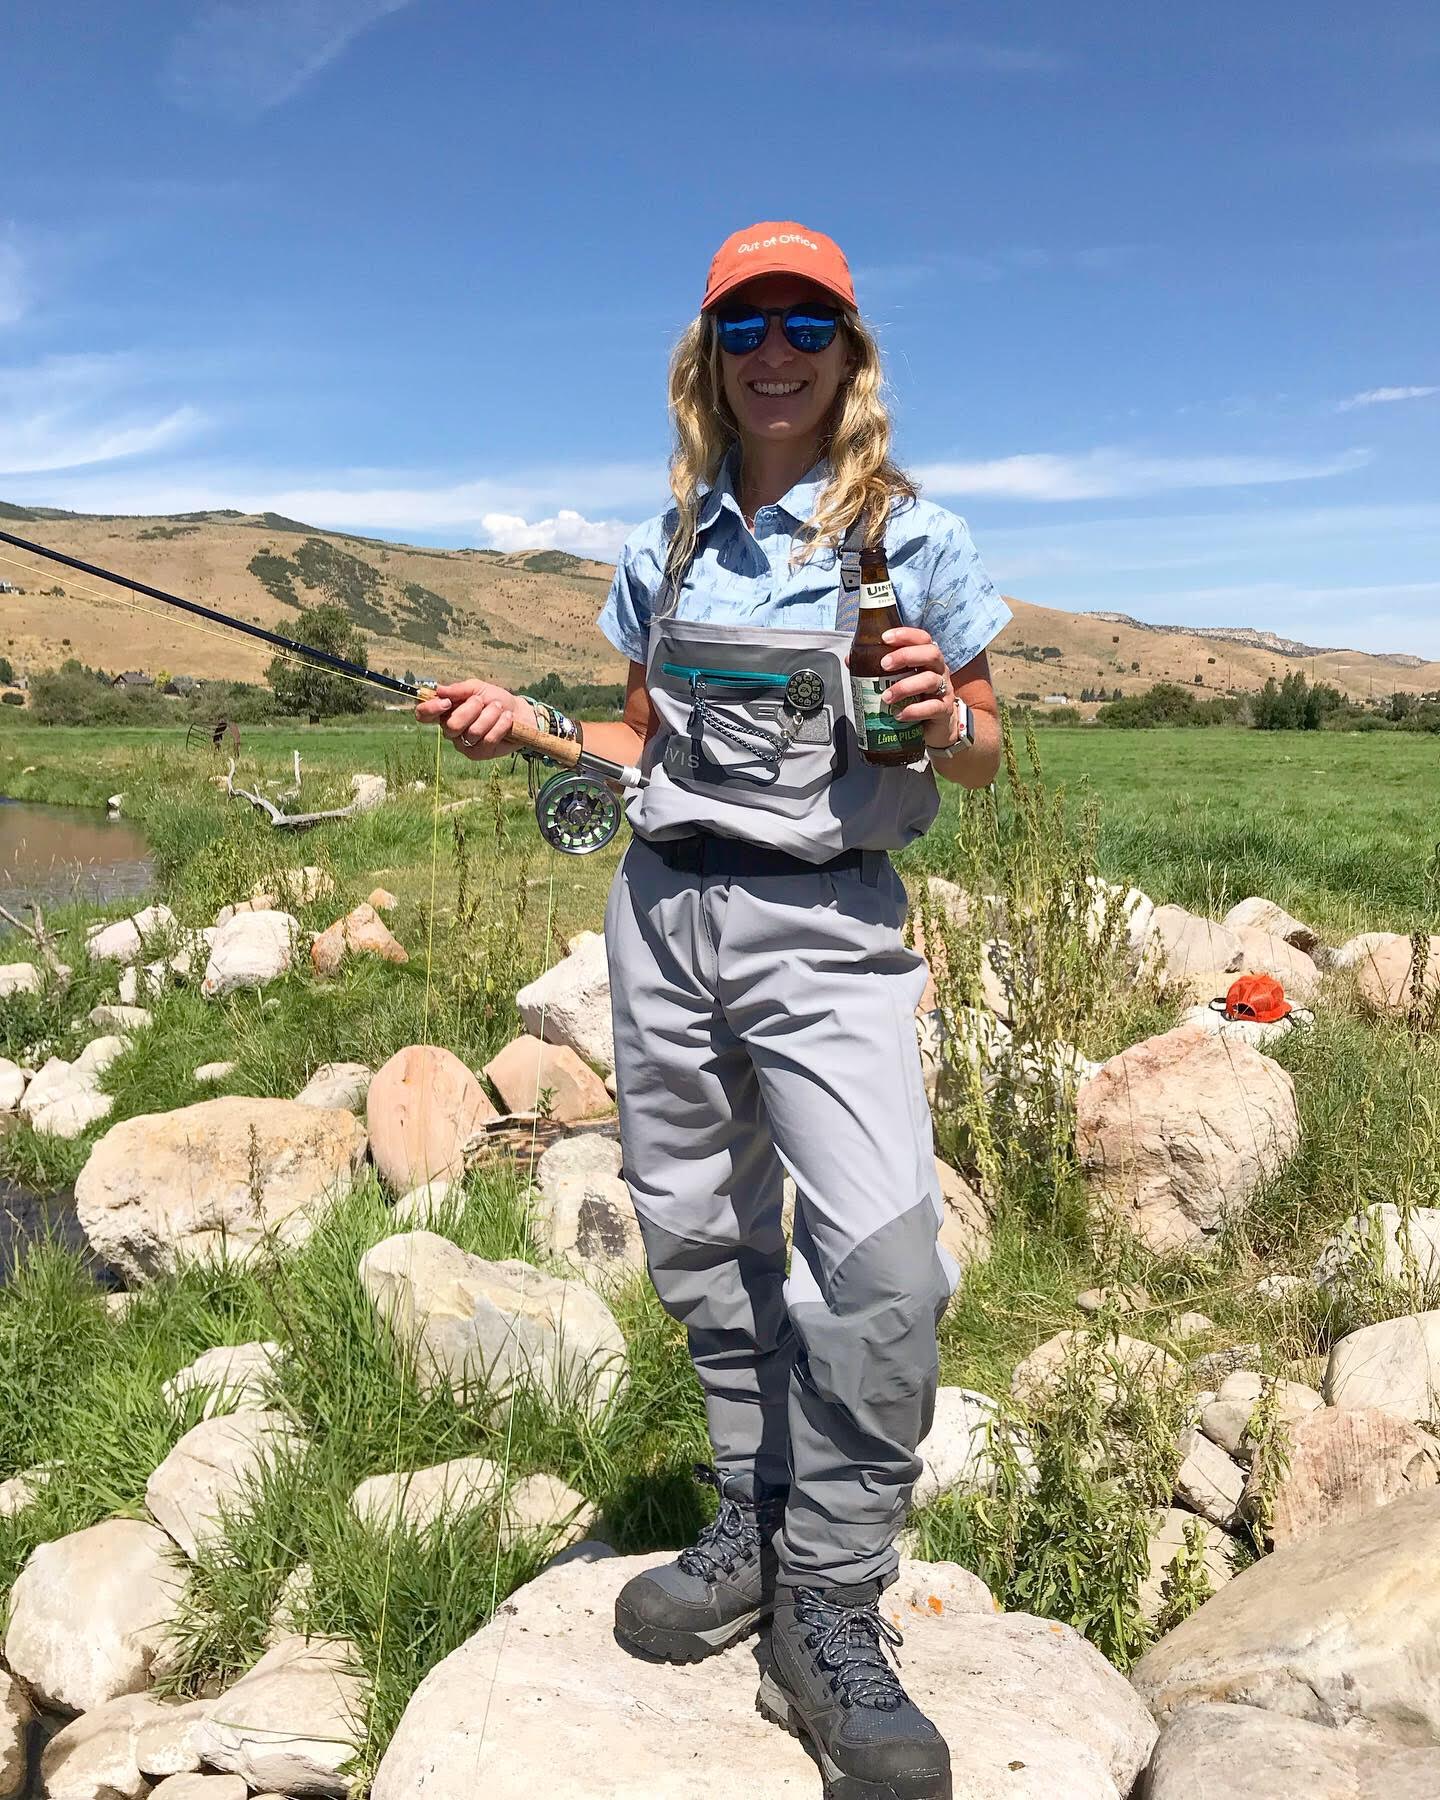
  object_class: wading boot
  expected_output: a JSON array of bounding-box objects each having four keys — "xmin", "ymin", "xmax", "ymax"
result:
[
  {"xmin": 614, "ymin": 1463, "xmax": 787, "ymax": 1663},
  {"xmin": 758, "ymin": 1582, "xmax": 952, "ymax": 1800}
]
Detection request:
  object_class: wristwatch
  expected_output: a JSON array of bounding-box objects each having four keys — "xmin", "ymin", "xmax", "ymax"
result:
[{"xmin": 928, "ymin": 696, "xmax": 974, "ymax": 763}]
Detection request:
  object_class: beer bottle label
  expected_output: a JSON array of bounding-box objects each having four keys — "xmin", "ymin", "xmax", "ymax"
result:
[
  {"xmin": 859, "ymin": 578, "xmax": 896, "ymax": 608},
  {"xmin": 849, "ymin": 674, "xmax": 927, "ymax": 757}
]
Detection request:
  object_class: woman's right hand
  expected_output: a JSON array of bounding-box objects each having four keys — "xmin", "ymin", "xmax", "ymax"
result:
[{"xmin": 416, "ymin": 680, "xmax": 538, "ymax": 762}]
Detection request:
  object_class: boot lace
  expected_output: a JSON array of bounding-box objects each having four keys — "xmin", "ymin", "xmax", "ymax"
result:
[
  {"xmin": 793, "ymin": 1588, "xmax": 907, "ymax": 1710},
  {"xmin": 677, "ymin": 1463, "xmax": 759, "ymax": 1581}
]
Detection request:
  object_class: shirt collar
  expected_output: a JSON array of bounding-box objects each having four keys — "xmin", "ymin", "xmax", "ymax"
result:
[{"xmin": 696, "ymin": 448, "xmax": 832, "ymax": 533}]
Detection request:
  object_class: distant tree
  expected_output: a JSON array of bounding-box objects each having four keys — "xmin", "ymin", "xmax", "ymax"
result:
[
  {"xmin": 0, "ymin": 656, "xmax": 13, "ymax": 686},
  {"xmin": 265, "ymin": 603, "xmax": 368, "ymax": 717},
  {"xmin": 1040, "ymin": 646, "xmax": 1062, "ymax": 660}
]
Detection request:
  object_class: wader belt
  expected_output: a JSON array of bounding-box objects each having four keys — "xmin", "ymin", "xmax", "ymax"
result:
[{"xmin": 642, "ymin": 831, "xmax": 885, "ymax": 883}]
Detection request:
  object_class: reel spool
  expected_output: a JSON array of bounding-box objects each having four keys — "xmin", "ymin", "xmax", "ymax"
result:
[{"xmin": 534, "ymin": 769, "xmax": 624, "ymax": 855}]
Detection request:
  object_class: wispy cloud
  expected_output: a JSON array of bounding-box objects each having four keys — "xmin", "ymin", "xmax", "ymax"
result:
[
  {"xmin": 8, "ymin": 455, "xmax": 665, "ymax": 539},
  {"xmin": 915, "ymin": 445, "xmax": 1372, "ymax": 503},
  {"xmin": 1336, "ymin": 384, "xmax": 1437, "ymax": 411},
  {"xmin": 0, "ymin": 354, "xmax": 205, "ymax": 475},
  {"xmin": 163, "ymin": 0, "xmax": 417, "ymax": 117}
]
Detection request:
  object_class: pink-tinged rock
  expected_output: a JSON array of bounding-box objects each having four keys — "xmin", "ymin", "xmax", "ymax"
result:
[
  {"xmin": 1350, "ymin": 933, "xmax": 1440, "ymax": 1016},
  {"xmin": 1255, "ymin": 1406, "xmax": 1440, "ymax": 1547},
  {"xmin": 366, "ymin": 1045, "xmax": 498, "ymax": 1192},
  {"xmin": 1076, "ymin": 1025, "xmax": 1300, "ymax": 1253},
  {"xmin": 310, "ymin": 903, "xmax": 409, "ymax": 977},
  {"xmin": 367, "ymin": 887, "xmax": 399, "ymax": 911},
  {"xmin": 482, "ymin": 1037, "xmax": 612, "ymax": 1122}
]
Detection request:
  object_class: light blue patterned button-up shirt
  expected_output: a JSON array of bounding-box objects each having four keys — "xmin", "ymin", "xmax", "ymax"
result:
[{"xmin": 598, "ymin": 453, "xmax": 1011, "ymax": 673}]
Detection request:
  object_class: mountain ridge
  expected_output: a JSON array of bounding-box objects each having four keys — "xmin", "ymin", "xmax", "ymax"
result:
[{"xmin": 2, "ymin": 503, "xmax": 1436, "ymax": 707}]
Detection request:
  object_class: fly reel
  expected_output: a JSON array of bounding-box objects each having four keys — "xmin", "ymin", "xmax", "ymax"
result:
[{"xmin": 534, "ymin": 769, "xmax": 624, "ymax": 855}]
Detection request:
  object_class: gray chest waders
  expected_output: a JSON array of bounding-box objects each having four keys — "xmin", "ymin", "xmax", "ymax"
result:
[{"xmin": 604, "ymin": 510, "xmax": 958, "ymax": 1587}]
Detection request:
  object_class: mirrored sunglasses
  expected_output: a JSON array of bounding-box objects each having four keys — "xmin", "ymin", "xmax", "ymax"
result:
[{"xmin": 713, "ymin": 302, "xmax": 842, "ymax": 356}]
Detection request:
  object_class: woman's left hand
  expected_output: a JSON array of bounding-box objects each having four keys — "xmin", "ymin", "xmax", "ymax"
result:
[{"xmin": 879, "ymin": 627, "xmax": 960, "ymax": 747}]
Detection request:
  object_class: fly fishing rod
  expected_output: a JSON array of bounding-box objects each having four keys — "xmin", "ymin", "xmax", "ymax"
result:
[{"xmin": 0, "ymin": 527, "xmax": 642, "ymax": 853}]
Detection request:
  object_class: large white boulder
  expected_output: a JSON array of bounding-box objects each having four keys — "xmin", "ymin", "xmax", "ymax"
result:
[
  {"xmin": 18, "ymin": 1048, "xmax": 120, "ymax": 1140},
  {"xmin": 74, "ymin": 1096, "xmax": 367, "ymax": 1283},
  {"xmin": 1332, "ymin": 930, "xmax": 1396, "ymax": 969},
  {"xmin": 1145, "ymin": 1702, "xmax": 1440, "ymax": 1800},
  {"xmin": 1139, "ymin": 1509, "xmax": 1238, "ymax": 1625},
  {"xmin": 515, "ymin": 930, "xmax": 615, "ymax": 1075},
  {"xmin": 1173, "ymin": 1426, "xmax": 1245, "ymax": 1529},
  {"xmin": 372, "ymin": 1552, "xmax": 1156, "ymax": 1800},
  {"xmin": 0, "ymin": 1059, "xmax": 26, "ymax": 1112},
  {"xmin": 146, "ymin": 1412, "xmax": 305, "ymax": 1561},
  {"xmin": 350, "ymin": 1454, "xmax": 500, "ymax": 1532},
  {"xmin": 366, "ymin": 1044, "xmax": 497, "ymax": 1192},
  {"xmin": 162, "ymin": 1341, "xmax": 284, "ymax": 1419},
  {"xmin": 1198, "ymin": 1371, "xmax": 1323, "ymax": 1462},
  {"xmin": 1076, "ymin": 1025, "xmax": 1300, "ymax": 1253},
  {"xmin": 359, "ymin": 1230, "xmax": 627, "ymax": 1423},
  {"xmin": 3, "ymin": 1519, "xmax": 184, "ymax": 1714},
  {"xmin": 293, "ymin": 1060, "xmax": 372, "ymax": 1112},
  {"xmin": 1314, "ymin": 1202, "xmax": 1440, "ymax": 1291},
  {"xmin": 85, "ymin": 905, "xmax": 177, "ymax": 966},
  {"xmin": 134, "ymin": 1696, "xmax": 214, "ymax": 1778},
  {"xmin": 1133, "ymin": 1486, "xmax": 1440, "ymax": 1739},
  {"xmin": 200, "ymin": 909, "xmax": 299, "ymax": 998},
  {"xmin": 1012, "ymin": 1329, "xmax": 1182, "ymax": 1410},
  {"xmin": 1221, "ymin": 897, "xmax": 1320, "ymax": 954},
  {"xmin": 0, "ymin": 963, "xmax": 41, "ymax": 998},
  {"xmin": 38, "ymin": 1692, "xmax": 161, "ymax": 1800},
  {"xmin": 1228, "ymin": 926, "xmax": 1322, "ymax": 1004},
  {"xmin": 149, "ymin": 1774, "xmax": 249, "ymax": 1798},
  {"xmin": 532, "ymin": 1132, "xmax": 643, "ymax": 1272},
  {"xmin": 912, "ymin": 1387, "xmax": 1034, "ymax": 1507},
  {"xmin": 1143, "ymin": 906, "xmax": 1245, "ymax": 982},
  {"xmin": 1324, "ymin": 1310, "xmax": 1440, "ymax": 1419},
  {"xmin": 191, "ymin": 1635, "xmax": 365, "ymax": 1797}
]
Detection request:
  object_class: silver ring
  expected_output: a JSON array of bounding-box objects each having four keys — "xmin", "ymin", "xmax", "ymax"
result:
[
  {"xmin": 935, "ymin": 674, "xmax": 949, "ymax": 699},
  {"xmin": 460, "ymin": 733, "xmax": 480, "ymax": 748}
]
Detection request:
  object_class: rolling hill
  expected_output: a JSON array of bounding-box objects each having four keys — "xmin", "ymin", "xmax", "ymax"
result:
[{"xmin": 2, "ymin": 501, "xmax": 1436, "ymax": 709}]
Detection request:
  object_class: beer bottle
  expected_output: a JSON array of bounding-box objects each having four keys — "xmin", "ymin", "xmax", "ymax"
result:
[{"xmin": 849, "ymin": 543, "xmax": 927, "ymax": 766}]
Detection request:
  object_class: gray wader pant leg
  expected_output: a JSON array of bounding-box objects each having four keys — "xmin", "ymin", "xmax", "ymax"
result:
[{"xmin": 606, "ymin": 838, "xmax": 958, "ymax": 1589}]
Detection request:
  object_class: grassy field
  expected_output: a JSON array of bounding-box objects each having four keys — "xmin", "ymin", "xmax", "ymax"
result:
[{"xmin": 0, "ymin": 714, "xmax": 1436, "ymax": 1780}]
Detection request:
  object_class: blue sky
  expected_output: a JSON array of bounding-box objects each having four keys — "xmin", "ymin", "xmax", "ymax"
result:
[{"xmin": 3, "ymin": 0, "xmax": 1437, "ymax": 654}]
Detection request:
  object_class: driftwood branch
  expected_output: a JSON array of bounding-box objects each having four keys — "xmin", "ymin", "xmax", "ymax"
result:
[
  {"xmin": 0, "ymin": 900, "xmax": 69, "ymax": 977},
  {"xmin": 224, "ymin": 757, "xmax": 366, "ymax": 831}
]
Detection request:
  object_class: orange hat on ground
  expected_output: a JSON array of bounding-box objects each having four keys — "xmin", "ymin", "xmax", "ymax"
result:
[
  {"xmin": 702, "ymin": 221, "xmax": 856, "ymax": 313},
  {"xmin": 1222, "ymin": 974, "xmax": 1292, "ymax": 1023}
]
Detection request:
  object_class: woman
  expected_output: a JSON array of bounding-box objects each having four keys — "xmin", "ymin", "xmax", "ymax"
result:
[{"xmin": 420, "ymin": 220, "xmax": 1008, "ymax": 1800}]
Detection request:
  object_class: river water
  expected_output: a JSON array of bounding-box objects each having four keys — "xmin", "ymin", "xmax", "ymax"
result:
[
  {"xmin": 1, "ymin": 797, "xmax": 151, "ymax": 1284},
  {"xmin": 0, "ymin": 795, "xmax": 153, "ymax": 926}
]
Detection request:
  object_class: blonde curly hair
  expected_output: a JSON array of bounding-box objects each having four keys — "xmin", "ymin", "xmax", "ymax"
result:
[{"xmin": 663, "ymin": 308, "xmax": 916, "ymax": 589}]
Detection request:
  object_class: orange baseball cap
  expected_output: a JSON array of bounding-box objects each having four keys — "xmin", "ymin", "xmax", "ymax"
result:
[
  {"xmin": 1221, "ymin": 974, "xmax": 1293, "ymax": 1023},
  {"xmin": 702, "ymin": 221, "xmax": 857, "ymax": 313}
]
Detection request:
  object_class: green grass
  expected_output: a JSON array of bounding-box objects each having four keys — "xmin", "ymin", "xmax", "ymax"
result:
[{"xmin": 0, "ymin": 711, "xmax": 1437, "ymax": 1763}]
